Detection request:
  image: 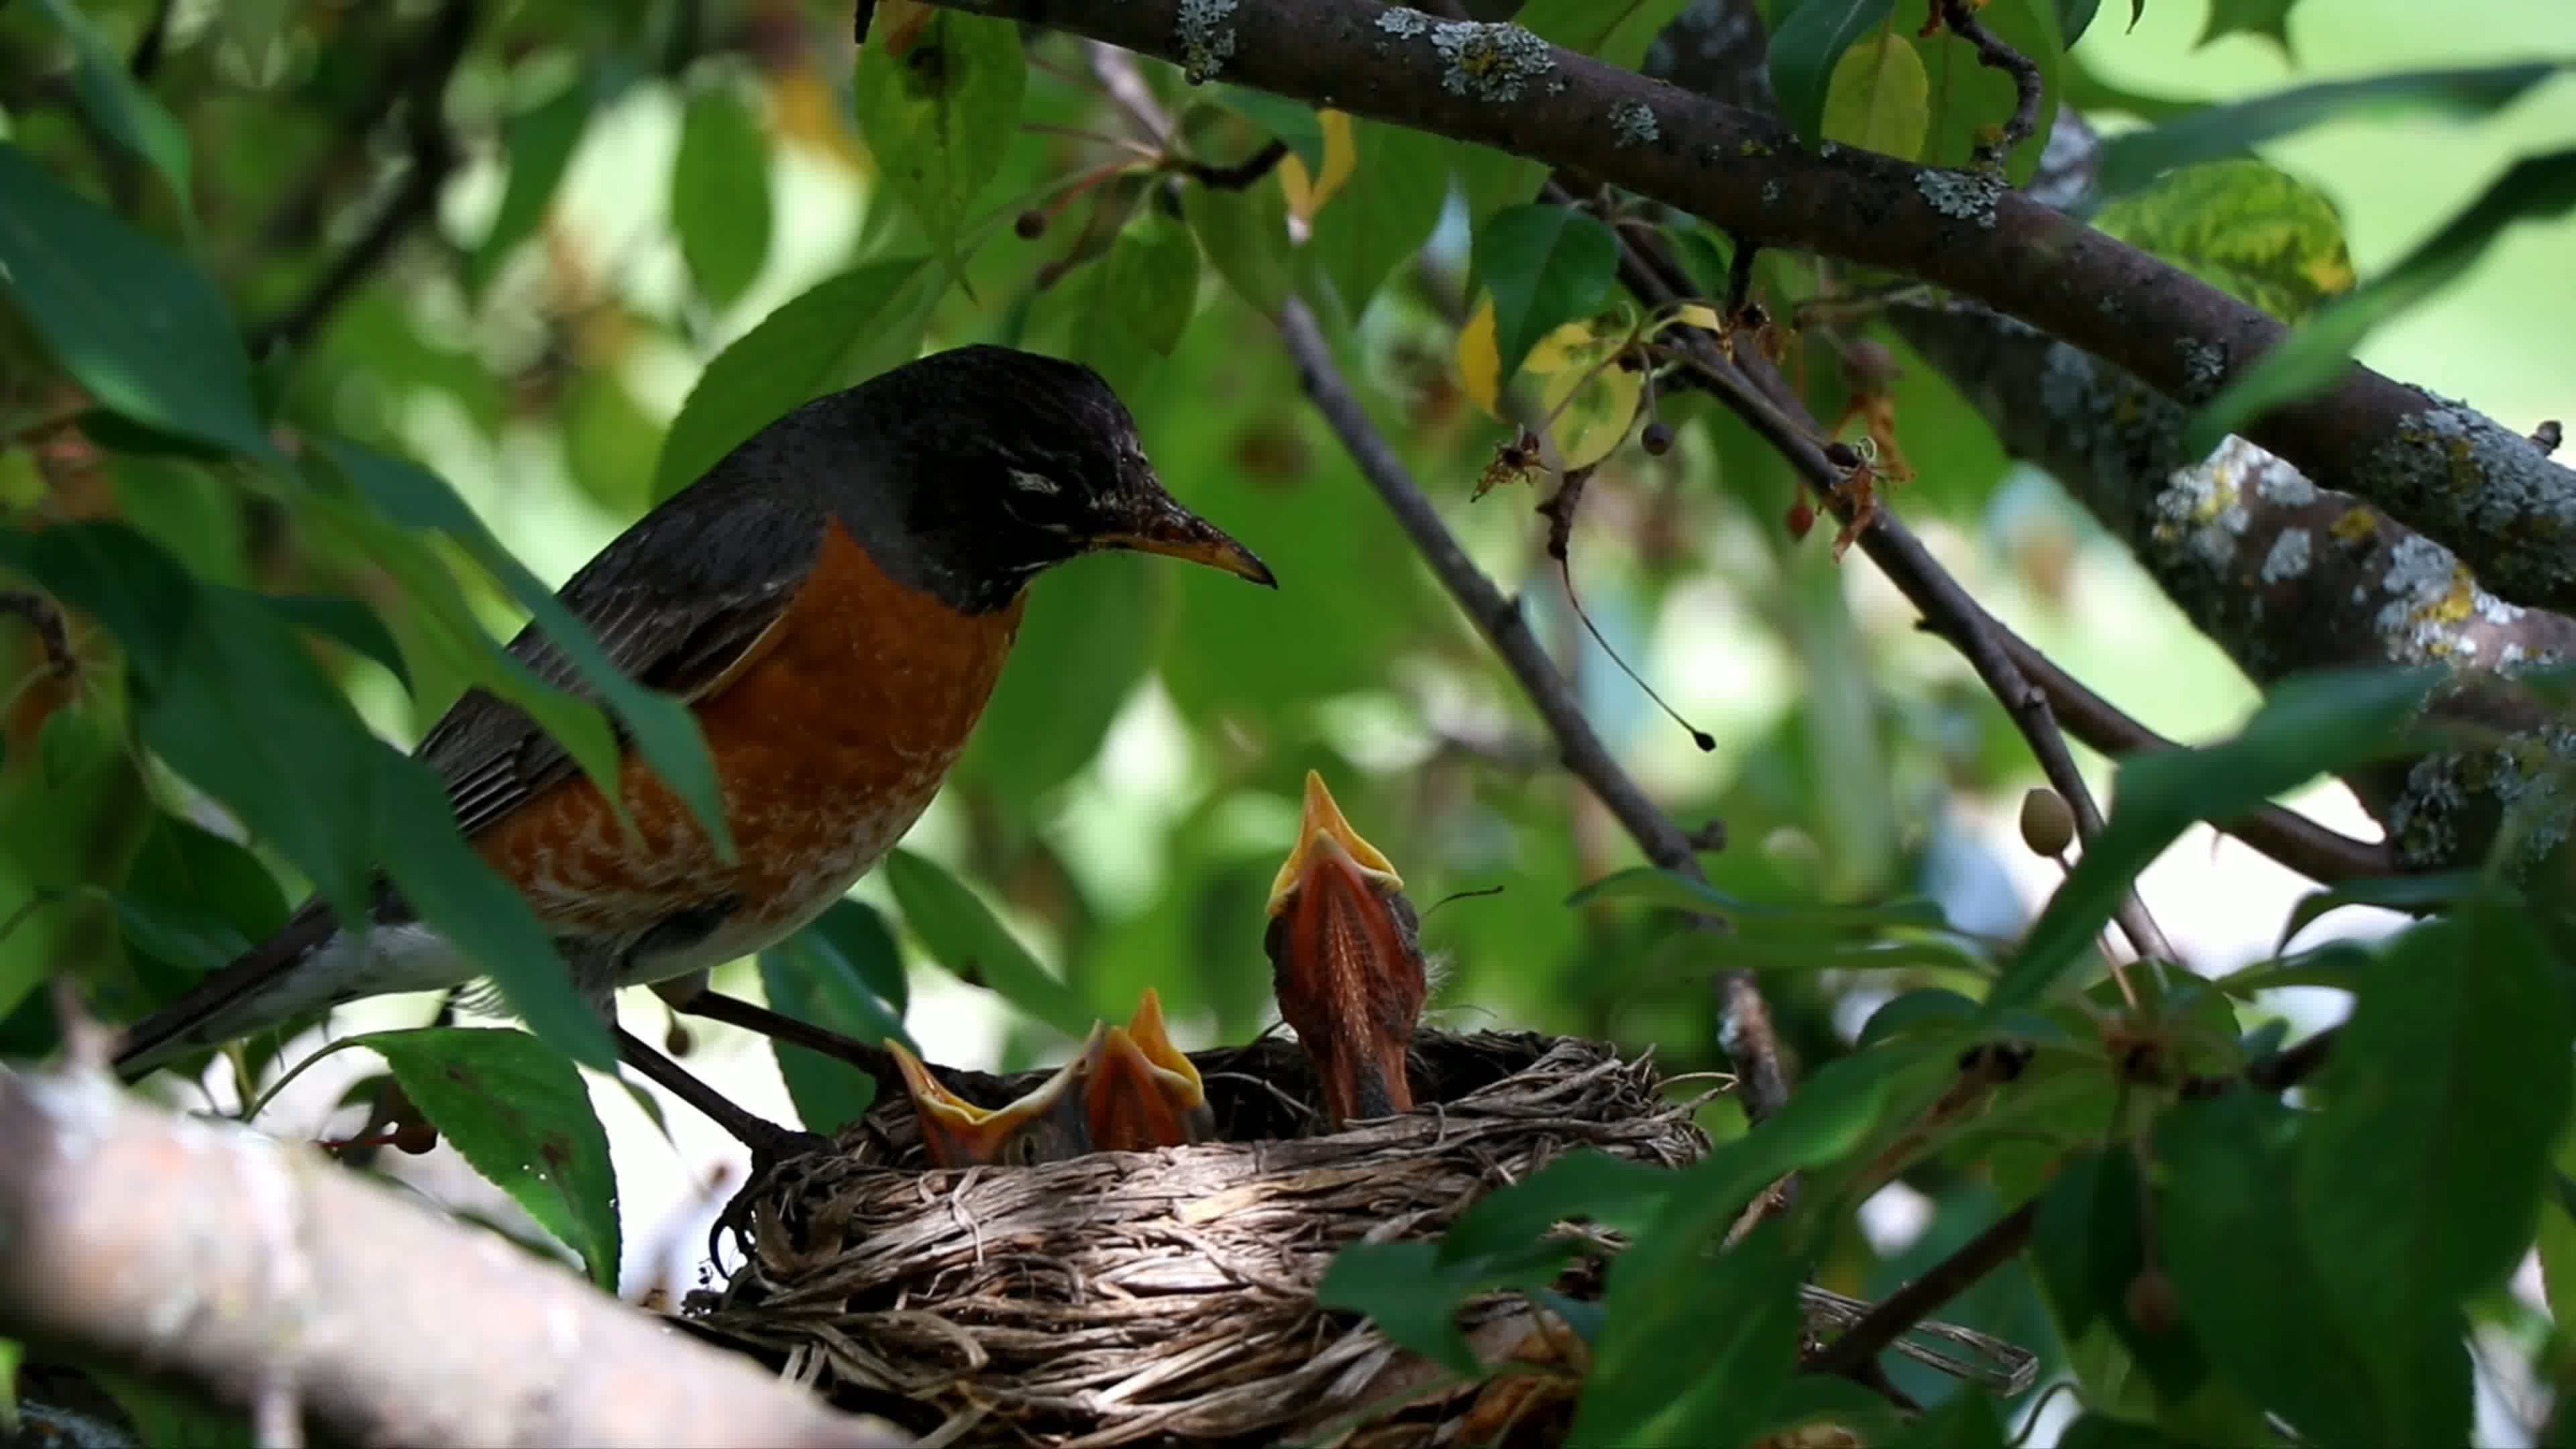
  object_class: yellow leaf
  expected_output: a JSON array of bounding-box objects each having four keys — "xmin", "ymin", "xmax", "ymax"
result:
[
  {"xmin": 1458, "ymin": 297, "xmax": 1501, "ymax": 416},
  {"xmin": 1522, "ymin": 319, "xmax": 1603, "ymax": 375},
  {"xmin": 1541, "ymin": 343, "xmax": 1644, "ymax": 469},
  {"xmin": 1675, "ymin": 303, "xmax": 1723, "ymax": 331},
  {"xmin": 1281, "ymin": 109, "xmax": 1358, "ymax": 220}
]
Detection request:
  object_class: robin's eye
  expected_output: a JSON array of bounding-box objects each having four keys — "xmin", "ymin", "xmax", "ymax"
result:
[{"xmin": 1008, "ymin": 469, "xmax": 1061, "ymax": 496}]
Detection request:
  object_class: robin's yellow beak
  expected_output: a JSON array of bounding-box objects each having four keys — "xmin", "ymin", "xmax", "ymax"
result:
[
  {"xmin": 1092, "ymin": 494, "xmax": 1277, "ymax": 587},
  {"xmin": 890, "ymin": 1030, "xmax": 1098, "ymax": 1168},
  {"xmin": 1263, "ymin": 771, "xmax": 1427, "ymax": 1129},
  {"xmin": 1081, "ymin": 987, "xmax": 1214, "ymax": 1151}
]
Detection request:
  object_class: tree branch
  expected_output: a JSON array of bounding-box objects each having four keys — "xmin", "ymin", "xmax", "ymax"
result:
[
  {"xmin": 1277, "ymin": 299, "xmax": 1795, "ymax": 1126},
  {"xmin": 1608, "ymin": 241, "xmax": 2182, "ymax": 966},
  {"xmin": 1961, "ymin": 621, "xmax": 2400, "ymax": 883},
  {"xmin": 1802, "ymin": 1023, "xmax": 2341, "ymax": 1384},
  {"xmin": 248, "ymin": 0, "xmax": 476, "ymax": 356},
  {"xmin": 0, "ymin": 1064, "xmax": 906, "ymax": 1448},
  {"xmin": 918, "ymin": 0, "xmax": 2576, "ymax": 618}
]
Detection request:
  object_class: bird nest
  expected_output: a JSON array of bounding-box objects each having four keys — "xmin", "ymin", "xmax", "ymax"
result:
[{"xmin": 678, "ymin": 1030, "xmax": 2029, "ymax": 1446}]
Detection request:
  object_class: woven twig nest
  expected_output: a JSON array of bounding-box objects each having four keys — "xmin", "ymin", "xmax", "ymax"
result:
[{"xmin": 680, "ymin": 1030, "xmax": 2031, "ymax": 1446}]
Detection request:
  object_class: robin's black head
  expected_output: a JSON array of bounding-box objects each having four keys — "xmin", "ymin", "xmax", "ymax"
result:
[{"xmin": 792, "ymin": 345, "xmax": 1274, "ymax": 613}]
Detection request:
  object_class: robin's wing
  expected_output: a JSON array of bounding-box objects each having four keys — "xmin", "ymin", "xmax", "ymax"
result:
[{"xmin": 418, "ymin": 482, "xmax": 830, "ymax": 839}]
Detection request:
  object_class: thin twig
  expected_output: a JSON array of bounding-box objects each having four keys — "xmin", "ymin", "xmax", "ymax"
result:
[
  {"xmin": 1609, "ymin": 237, "xmax": 2180, "ymax": 965},
  {"xmin": 1937, "ymin": 0, "xmax": 2044, "ymax": 170},
  {"xmin": 1803, "ymin": 1023, "xmax": 2340, "ymax": 1382},
  {"xmin": 127, "ymin": 0, "xmax": 176, "ymax": 81},
  {"xmin": 1276, "ymin": 299, "xmax": 1796, "ymax": 1127},
  {"xmin": 248, "ymin": 0, "xmax": 477, "ymax": 356},
  {"xmin": 0, "ymin": 592, "xmax": 77, "ymax": 682},
  {"xmin": 1953, "ymin": 621, "xmax": 2398, "ymax": 883},
  {"xmin": 1185, "ymin": 139, "xmax": 1289, "ymax": 191}
]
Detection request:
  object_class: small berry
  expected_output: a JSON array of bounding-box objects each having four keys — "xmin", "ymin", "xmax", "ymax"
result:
[
  {"xmin": 2019, "ymin": 787, "xmax": 2076, "ymax": 858},
  {"xmin": 393, "ymin": 1120, "xmax": 439, "ymax": 1156},
  {"xmin": 2124, "ymin": 1269, "xmax": 2180, "ymax": 1334},
  {"xmin": 1823, "ymin": 440, "xmax": 1860, "ymax": 470},
  {"xmin": 1785, "ymin": 500, "xmax": 1816, "ymax": 541},
  {"xmin": 1014, "ymin": 209, "xmax": 1047, "ymax": 239},
  {"xmin": 1642, "ymin": 421, "xmax": 1674, "ymax": 455},
  {"xmin": 666, "ymin": 1022, "xmax": 694, "ymax": 1057}
]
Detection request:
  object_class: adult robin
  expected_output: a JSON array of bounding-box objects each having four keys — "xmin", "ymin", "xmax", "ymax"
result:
[
  {"xmin": 113, "ymin": 346, "xmax": 1273, "ymax": 1155},
  {"xmin": 890, "ymin": 988, "xmax": 1210, "ymax": 1167},
  {"xmin": 1263, "ymin": 772, "xmax": 1428, "ymax": 1128}
]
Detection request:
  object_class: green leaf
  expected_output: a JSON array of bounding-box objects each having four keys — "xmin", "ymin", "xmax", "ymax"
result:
[
  {"xmin": 322, "ymin": 440, "xmax": 734, "ymax": 864},
  {"xmin": 2094, "ymin": 62, "xmax": 2566, "ymax": 203},
  {"xmin": 2297, "ymin": 908, "xmax": 2571, "ymax": 1368},
  {"xmin": 2210, "ymin": 939, "xmax": 2373, "ymax": 998},
  {"xmin": 256, "ymin": 592, "xmax": 413, "ymax": 689},
  {"xmin": 2538, "ymin": 1132, "xmax": 2576, "ymax": 1332},
  {"xmin": 851, "ymin": 10, "xmax": 1025, "ymax": 284},
  {"xmin": 1585, "ymin": 1046, "xmax": 1913, "ymax": 1429},
  {"xmin": 1210, "ymin": 86, "xmax": 1325, "ymax": 172},
  {"xmin": 1822, "ymin": 34, "xmax": 1931, "ymax": 158},
  {"xmin": 2196, "ymin": 0, "xmax": 2300, "ymax": 54},
  {"xmin": 651, "ymin": 257, "xmax": 945, "ymax": 501},
  {"xmin": 1471, "ymin": 205, "xmax": 1621, "ymax": 385},
  {"xmin": 1184, "ymin": 172, "xmax": 1295, "ymax": 317},
  {"xmin": 345, "ymin": 1026, "xmax": 622, "ymax": 1289},
  {"xmin": 119, "ymin": 812, "xmax": 290, "ymax": 969},
  {"xmin": 1770, "ymin": 0, "xmax": 1898, "ymax": 146},
  {"xmin": 1514, "ymin": 0, "xmax": 1693, "ymax": 72},
  {"xmin": 2031, "ymin": 1148, "xmax": 2212, "ymax": 1403},
  {"xmin": 1318, "ymin": 1238, "xmax": 1571, "ymax": 1377},
  {"xmin": 1574, "ymin": 1220, "xmax": 1807, "ymax": 1447},
  {"xmin": 1988, "ymin": 665, "xmax": 2436, "ymax": 1011},
  {"xmin": 882, "ymin": 848, "xmax": 1091, "ymax": 1037},
  {"xmin": 1570, "ymin": 865, "xmax": 1951, "ymax": 932},
  {"xmin": 760, "ymin": 900, "xmax": 908, "ymax": 1134},
  {"xmin": 30, "ymin": 0, "xmax": 197, "ymax": 237},
  {"xmin": 19, "ymin": 520, "xmax": 199, "ymax": 683},
  {"xmin": 2159, "ymin": 1093, "xmax": 2472, "ymax": 1444},
  {"xmin": 2186, "ymin": 150, "xmax": 2576, "ymax": 457},
  {"xmin": 2057, "ymin": 0, "xmax": 2105, "ymax": 47},
  {"xmin": 671, "ymin": 83, "xmax": 775, "ymax": 308},
  {"xmin": 1305, "ymin": 119, "xmax": 1452, "ymax": 319},
  {"xmin": 1858, "ymin": 986, "xmax": 1981, "ymax": 1046},
  {"xmin": 372, "ymin": 752, "xmax": 615, "ymax": 1071},
  {"xmin": 2275, "ymin": 868, "xmax": 2487, "ymax": 951},
  {"xmin": 0, "ymin": 145, "xmax": 274, "ymax": 462},
  {"xmin": 1888, "ymin": 1393, "xmax": 2008, "ymax": 1448},
  {"xmin": 1438, "ymin": 1150, "xmax": 1678, "ymax": 1265},
  {"xmin": 2095, "ymin": 159, "xmax": 2357, "ymax": 324},
  {"xmin": 959, "ymin": 557, "xmax": 1154, "ymax": 802},
  {"xmin": 470, "ymin": 70, "xmax": 599, "ymax": 294},
  {"xmin": 1749, "ymin": 1376, "xmax": 1909, "ymax": 1447},
  {"xmin": 1099, "ymin": 211, "xmax": 1201, "ymax": 356}
]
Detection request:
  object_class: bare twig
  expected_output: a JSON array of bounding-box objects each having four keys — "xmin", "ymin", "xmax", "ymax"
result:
[
  {"xmin": 1955, "ymin": 621, "xmax": 2400, "ymax": 883},
  {"xmin": 1937, "ymin": 0, "xmax": 2044, "ymax": 169},
  {"xmin": 0, "ymin": 591, "xmax": 78, "ymax": 682},
  {"xmin": 249, "ymin": 0, "xmax": 476, "ymax": 355},
  {"xmin": 0, "ymin": 1063, "xmax": 908, "ymax": 1448},
  {"xmin": 1277, "ymin": 300, "xmax": 1795, "ymax": 1126},
  {"xmin": 1612, "ymin": 239, "xmax": 2181, "ymax": 965},
  {"xmin": 1803, "ymin": 1023, "xmax": 2340, "ymax": 1383},
  {"xmin": 1186, "ymin": 139, "xmax": 1289, "ymax": 191},
  {"xmin": 127, "ymin": 0, "xmax": 176, "ymax": 82}
]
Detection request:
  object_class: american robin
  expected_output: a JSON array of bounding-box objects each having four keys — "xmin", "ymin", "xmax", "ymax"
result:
[
  {"xmin": 1263, "ymin": 771, "xmax": 1428, "ymax": 1128},
  {"xmin": 890, "ymin": 988, "xmax": 1210, "ymax": 1165},
  {"xmin": 113, "ymin": 345, "xmax": 1273, "ymax": 1153}
]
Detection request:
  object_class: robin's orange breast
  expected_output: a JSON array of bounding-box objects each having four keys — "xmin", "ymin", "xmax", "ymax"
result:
[{"xmin": 472, "ymin": 517, "xmax": 1025, "ymax": 963}]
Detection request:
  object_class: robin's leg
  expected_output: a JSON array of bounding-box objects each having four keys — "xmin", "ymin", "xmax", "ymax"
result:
[{"xmin": 611, "ymin": 1026, "xmax": 833, "ymax": 1165}]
